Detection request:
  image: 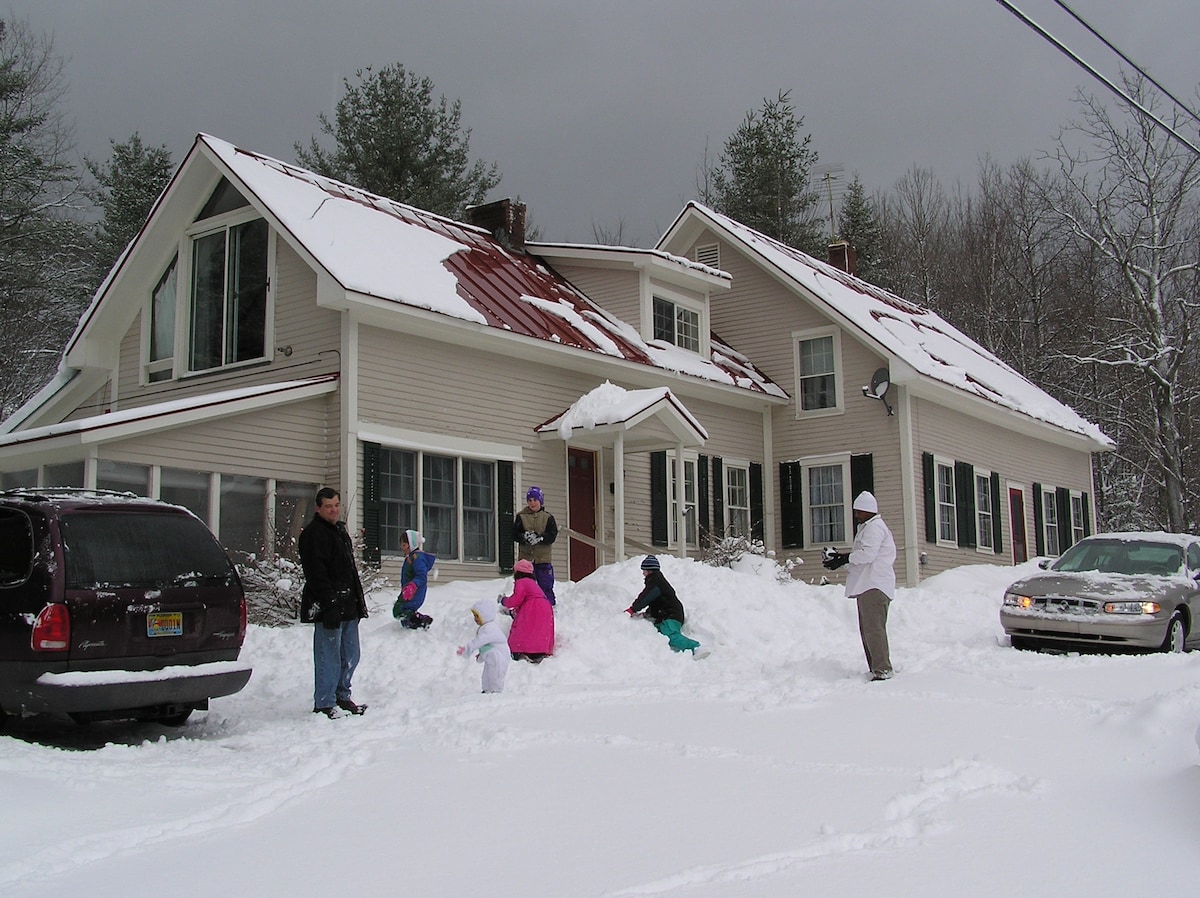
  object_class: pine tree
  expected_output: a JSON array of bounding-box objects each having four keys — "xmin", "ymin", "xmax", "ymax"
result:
[
  {"xmin": 836, "ymin": 175, "xmax": 886, "ymax": 284},
  {"xmin": 709, "ymin": 90, "xmax": 822, "ymax": 253},
  {"xmin": 295, "ymin": 63, "xmax": 500, "ymax": 219},
  {"xmin": 85, "ymin": 132, "xmax": 173, "ymax": 291}
]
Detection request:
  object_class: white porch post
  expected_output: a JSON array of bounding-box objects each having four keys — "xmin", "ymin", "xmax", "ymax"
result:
[
  {"xmin": 674, "ymin": 442, "xmax": 687, "ymax": 559},
  {"xmin": 614, "ymin": 431, "xmax": 626, "ymax": 561}
]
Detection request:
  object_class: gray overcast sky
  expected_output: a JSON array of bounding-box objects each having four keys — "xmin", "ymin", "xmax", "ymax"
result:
[{"xmin": 19, "ymin": 1, "xmax": 1200, "ymax": 245}]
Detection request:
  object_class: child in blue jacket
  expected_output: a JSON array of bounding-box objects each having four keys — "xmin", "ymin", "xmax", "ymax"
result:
[{"xmin": 393, "ymin": 529, "xmax": 435, "ymax": 628}]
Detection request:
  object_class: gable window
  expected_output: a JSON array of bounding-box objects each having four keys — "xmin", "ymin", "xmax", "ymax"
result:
[
  {"xmin": 147, "ymin": 257, "xmax": 177, "ymax": 383},
  {"xmin": 188, "ymin": 216, "xmax": 269, "ymax": 372},
  {"xmin": 936, "ymin": 457, "xmax": 957, "ymax": 545},
  {"xmin": 793, "ymin": 327, "xmax": 842, "ymax": 415},
  {"xmin": 376, "ymin": 446, "xmax": 495, "ymax": 563},
  {"xmin": 652, "ymin": 295, "xmax": 701, "ymax": 353},
  {"xmin": 975, "ymin": 470, "xmax": 994, "ymax": 553},
  {"xmin": 669, "ymin": 454, "xmax": 698, "ymax": 547},
  {"xmin": 1041, "ymin": 487, "xmax": 1061, "ymax": 556},
  {"xmin": 725, "ymin": 463, "xmax": 750, "ymax": 538}
]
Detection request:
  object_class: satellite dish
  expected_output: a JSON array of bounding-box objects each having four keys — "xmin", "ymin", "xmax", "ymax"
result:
[{"xmin": 865, "ymin": 367, "xmax": 894, "ymax": 415}]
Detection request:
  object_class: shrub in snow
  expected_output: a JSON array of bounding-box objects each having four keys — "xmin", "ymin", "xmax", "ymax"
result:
[{"xmin": 700, "ymin": 533, "xmax": 800, "ymax": 582}]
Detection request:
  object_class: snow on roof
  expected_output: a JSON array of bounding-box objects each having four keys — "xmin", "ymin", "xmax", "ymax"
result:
[
  {"xmin": 200, "ymin": 136, "xmax": 784, "ymax": 400},
  {"xmin": 671, "ymin": 203, "xmax": 1111, "ymax": 445},
  {"xmin": 537, "ymin": 381, "xmax": 708, "ymax": 441}
]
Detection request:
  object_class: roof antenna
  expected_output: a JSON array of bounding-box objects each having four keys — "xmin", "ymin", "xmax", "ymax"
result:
[{"xmin": 815, "ymin": 164, "xmax": 845, "ymax": 242}]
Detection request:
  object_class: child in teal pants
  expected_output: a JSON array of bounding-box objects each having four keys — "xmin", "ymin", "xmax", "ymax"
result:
[{"xmin": 625, "ymin": 556, "xmax": 708, "ymax": 657}]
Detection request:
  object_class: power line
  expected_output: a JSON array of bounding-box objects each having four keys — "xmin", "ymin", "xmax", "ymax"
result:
[
  {"xmin": 993, "ymin": 0, "xmax": 1200, "ymax": 158},
  {"xmin": 1051, "ymin": 0, "xmax": 1200, "ymax": 129}
]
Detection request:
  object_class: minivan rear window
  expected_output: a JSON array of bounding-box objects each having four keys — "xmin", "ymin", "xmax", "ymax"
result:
[
  {"xmin": 0, "ymin": 508, "xmax": 34, "ymax": 585},
  {"xmin": 59, "ymin": 511, "xmax": 237, "ymax": 588}
]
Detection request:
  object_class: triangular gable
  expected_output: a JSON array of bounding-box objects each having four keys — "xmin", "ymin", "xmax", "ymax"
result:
[
  {"xmin": 660, "ymin": 203, "xmax": 1112, "ymax": 449},
  {"xmin": 536, "ymin": 381, "xmax": 707, "ymax": 452}
]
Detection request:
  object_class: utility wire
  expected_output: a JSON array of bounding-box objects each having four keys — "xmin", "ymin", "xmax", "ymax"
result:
[
  {"xmin": 1051, "ymin": 0, "xmax": 1200, "ymax": 128},
  {"xmin": 993, "ymin": 0, "xmax": 1200, "ymax": 158}
]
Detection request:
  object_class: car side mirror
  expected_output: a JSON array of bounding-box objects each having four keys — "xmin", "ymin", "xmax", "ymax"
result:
[{"xmin": 1037, "ymin": 559, "xmax": 1051, "ymax": 570}]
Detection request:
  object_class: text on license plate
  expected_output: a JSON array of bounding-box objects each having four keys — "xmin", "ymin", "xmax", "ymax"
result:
[{"xmin": 147, "ymin": 611, "xmax": 183, "ymax": 637}]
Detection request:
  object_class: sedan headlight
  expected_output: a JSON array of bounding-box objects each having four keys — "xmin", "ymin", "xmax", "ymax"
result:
[
  {"xmin": 1003, "ymin": 592, "xmax": 1034, "ymax": 609},
  {"xmin": 1102, "ymin": 601, "xmax": 1161, "ymax": 615}
]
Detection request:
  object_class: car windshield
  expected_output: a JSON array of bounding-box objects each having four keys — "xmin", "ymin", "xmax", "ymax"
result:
[
  {"xmin": 1052, "ymin": 539, "xmax": 1184, "ymax": 577},
  {"xmin": 60, "ymin": 511, "xmax": 237, "ymax": 588}
]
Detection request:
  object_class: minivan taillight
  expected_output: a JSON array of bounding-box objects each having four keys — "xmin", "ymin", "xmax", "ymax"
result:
[
  {"xmin": 238, "ymin": 595, "xmax": 247, "ymax": 643},
  {"xmin": 32, "ymin": 603, "xmax": 70, "ymax": 652}
]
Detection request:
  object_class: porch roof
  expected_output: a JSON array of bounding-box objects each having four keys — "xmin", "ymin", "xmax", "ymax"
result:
[{"xmin": 536, "ymin": 381, "xmax": 707, "ymax": 452}]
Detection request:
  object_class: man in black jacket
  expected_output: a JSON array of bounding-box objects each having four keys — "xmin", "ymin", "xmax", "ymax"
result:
[{"xmin": 298, "ymin": 488, "xmax": 368, "ymax": 717}]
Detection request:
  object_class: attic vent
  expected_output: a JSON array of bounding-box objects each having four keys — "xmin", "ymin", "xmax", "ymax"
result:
[{"xmin": 695, "ymin": 243, "xmax": 720, "ymax": 270}]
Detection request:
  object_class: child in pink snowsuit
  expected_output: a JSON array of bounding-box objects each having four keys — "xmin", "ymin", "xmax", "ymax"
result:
[{"xmin": 501, "ymin": 558, "xmax": 555, "ymax": 662}]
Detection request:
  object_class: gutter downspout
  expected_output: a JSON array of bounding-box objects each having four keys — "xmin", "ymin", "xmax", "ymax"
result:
[{"xmin": 898, "ymin": 385, "xmax": 920, "ymax": 587}]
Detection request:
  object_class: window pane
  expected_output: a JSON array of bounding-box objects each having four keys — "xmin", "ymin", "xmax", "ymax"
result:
[
  {"xmin": 669, "ymin": 458, "xmax": 697, "ymax": 545},
  {"xmin": 161, "ymin": 467, "xmax": 210, "ymax": 524},
  {"xmin": 226, "ymin": 218, "xmax": 268, "ymax": 364},
  {"xmin": 380, "ymin": 449, "xmax": 416, "ymax": 555},
  {"xmin": 44, "ymin": 462, "xmax": 84, "ymax": 488},
  {"xmin": 799, "ymin": 336, "xmax": 836, "ymax": 410},
  {"xmin": 652, "ymin": 297, "xmax": 674, "ymax": 344},
  {"xmin": 219, "ymin": 474, "xmax": 267, "ymax": 562},
  {"xmin": 423, "ymin": 455, "xmax": 457, "ymax": 557},
  {"xmin": 150, "ymin": 257, "xmax": 177, "ymax": 378},
  {"xmin": 275, "ymin": 481, "xmax": 317, "ymax": 558},
  {"xmin": 97, "ymin": 461, "xmax": 150, "ymax": 496},
  {"xmin": 1, "ymin": 469, "xmax": 37, "ymax": 490},
  {"xmin": 976, "ymin": 474, "xmax": 993, "ymax": 550},
  {"xmin": 190, "ymin": 230, "xmax": 226, "ymax": 371},
  {"xmin": 462, "ymin": 460, "xmax": 494, "ymax": 562},
  {"xmin": 726, "ymin": 467, "xmax": 750, "ymax": 537},
  {"xmin": 1043, "ymin": 492, "xmax": 1060, "ymax": 555},
  {"xmin": 676, "ymin": 307, "xmax": 700, "ymax": 352},
  {"xmin": 808, "ymin": 464, "xmax": 845, "ymax": 543},
  {"xmin": 937, "ymin": 464, "xmax": 956, "ymax": 542}
]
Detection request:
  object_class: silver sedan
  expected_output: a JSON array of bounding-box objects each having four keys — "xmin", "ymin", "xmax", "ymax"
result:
[{"xmin": 1000, "ymin": 533, "xmax": 1200, "ymax": 653}]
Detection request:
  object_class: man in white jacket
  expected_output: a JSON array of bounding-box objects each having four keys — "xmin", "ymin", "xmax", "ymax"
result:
[{"xmin": 824, "ymin": 491, "xmax": 896, "ymax": 681}]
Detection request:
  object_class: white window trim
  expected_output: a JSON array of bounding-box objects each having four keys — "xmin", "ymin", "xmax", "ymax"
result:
[
  {"xmin": 141, "ymin": 255, "xmax": 179, "ymax": 386},
  {"xmin": 792, "ymin": 326, "xmax": 844, "ymax": 419},
  {"xmin": 799, "ymin": 452, "xmax": 852, "ymax": 547},
  {"xmin": 668, "ymin": 451, "xmax": 699, "ymax": 550},
  {"xmin": 723, "ymin": 457, "xmax": 751, "ymax": 537},
  {"xmin": 178, "ymin": 207, "xmax": 276, "ymax": 378},
  {"xmin": 642, "ymin": 281, "xmax": 710, "ymax": 357},
  {"xmin": 1069, "ymin": 489, "xmax": 1086, "ymax": 545},
  {"xmin": 974, "ymin": 468, "xmax": 995, "ymax": 556},
  {"xmin": 934, "ymin": 454, "xmax": 958, "ymax": 548}
]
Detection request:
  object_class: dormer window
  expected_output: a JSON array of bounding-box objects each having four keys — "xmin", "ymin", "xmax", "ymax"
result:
[
  {"xmin": 653, "ymin": 295, "xmax": 701, "ymax": 353},
  {"xmin": 187, "ymin": 214, "xmax": 270, "ymax": 373}
]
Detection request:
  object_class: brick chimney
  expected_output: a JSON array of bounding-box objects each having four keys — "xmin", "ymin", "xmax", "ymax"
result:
[
  {"xmin": 466, "ymin": 198, "xmax": 526, "ymax": 251},
  {"xmin": 828, "ymin": 240, "xmax": 857, "ymax": 276}
]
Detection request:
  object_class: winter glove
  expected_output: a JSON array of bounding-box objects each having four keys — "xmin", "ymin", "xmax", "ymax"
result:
[
  {"xmin": 497, "ymin": 592, "xmax": 507, "ymax": 603},
  {"xmin": 821, "ymin": 548, "xmax": 850, "ymax": 570},
  {"xmin": 400, "ymin": 582, "xmax": 418, "ymax": 602},
  {"xmin": 523, "ymin": 530, "xmax": 542, "ymax": 545},
  {"xmin": 456, "ymin": 645, "xmax": 466, "ymax": 656}
]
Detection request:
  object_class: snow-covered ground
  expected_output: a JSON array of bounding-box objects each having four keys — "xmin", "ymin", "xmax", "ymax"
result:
[{"xmin": 3, "ymin": 555, "xmax": 1199, "ymax": 897}]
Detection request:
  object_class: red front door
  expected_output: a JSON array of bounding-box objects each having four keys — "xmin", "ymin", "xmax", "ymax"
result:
[
  {"xmin": 567, "ymin": 448, "xmax": 597, "ymax": 580},
  {"xmin": 1009, "ymin": 487, "xmax": 1028, "ymax": 564}
]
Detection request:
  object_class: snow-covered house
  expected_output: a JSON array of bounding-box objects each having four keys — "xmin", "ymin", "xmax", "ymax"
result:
[
  {"xmin": 657, "ymin": 203, "xmax": 1113, "ymax": 585},
  {"xmin": 0, "ymin": 135, "xmax": 787, "ymax": 584}
]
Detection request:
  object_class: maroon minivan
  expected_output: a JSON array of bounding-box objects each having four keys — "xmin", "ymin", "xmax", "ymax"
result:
[{"xmin": 0, "ymin": 489, "xmax": 252, "ymax": 727}]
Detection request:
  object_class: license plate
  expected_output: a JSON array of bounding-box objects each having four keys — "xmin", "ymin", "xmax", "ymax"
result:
[{"xmin": 147, "ymin": 611, "xmax": 183, "ymax": 637}]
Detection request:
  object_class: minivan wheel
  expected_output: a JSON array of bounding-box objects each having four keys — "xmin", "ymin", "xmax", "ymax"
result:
[
  {"xmin": 143, "ymin": 709, "xmax": 194, "ymax": 727},
  {"xmin": 1162, "ymin": 612, "xmax": 1187, "ymax": 653}
]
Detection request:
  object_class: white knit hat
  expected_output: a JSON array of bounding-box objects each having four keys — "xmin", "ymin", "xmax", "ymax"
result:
[{"xmin": 852, "ymin": 491, "xmax": 878, "ymax": 513}]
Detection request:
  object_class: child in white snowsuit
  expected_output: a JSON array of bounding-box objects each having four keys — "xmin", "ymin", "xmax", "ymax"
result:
[{"xmin": 457, "ymin": 598, "xmax": 511, "ymax": 693}]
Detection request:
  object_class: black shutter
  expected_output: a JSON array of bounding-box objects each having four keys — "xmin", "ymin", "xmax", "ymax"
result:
[
  {"xmin": 955, "ymin": 461, "xmax": 976, "ymax": 549},
  {"xmin": 711, "ymin": 457, "xmax": 725, "ymax": 539},
  {"xmin": 922, "ymin": 452, "xmax": 937, "ymax": 542},
  {"xmin": 1032, "ymin": 483, "xmax": 1045, "ymax": 556},
  {"xmin": 1082, "ymin": 493, "xmax": 1092, "ymax": 537},
  {"xmin": 650, "ymin": 451, "xmax": 668, "ymax": 546},
  {"xmin": 361, "ymin": 441, "xmax": 381, "ymax": 565},
  {"xmin": 497, "ymin": 460, "xmax": 514, "ymax": 573},
  {"xmin": 750, "ymin": 462, "xmax": 764, "ymax": 542},
  {"xmin": 780, "ymin": 461, "xmax": 804, "ymax": 548},
  {"xmin": 1056, "ymin": 486, "xmax": 1072, "ymax": 551},
  {"xmin": 850, "ymin": 453, "xmax": 874, "ymax": 536},
  {"xmin": 990, "ymin": 472, "xmax": 1003, "ymax": 553},
  {"xmin": 697, "ymin": 455, "xmax": 710, "ymax": 545}
]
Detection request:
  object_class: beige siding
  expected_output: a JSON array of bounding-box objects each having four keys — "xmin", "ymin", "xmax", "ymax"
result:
[
  {"xmin": 356, "ymin": 325, "xmax": 765, "ymax": 582},
  {"xmin": 554, "ymin": 264, "xmax": 641, "ymax": 331}
]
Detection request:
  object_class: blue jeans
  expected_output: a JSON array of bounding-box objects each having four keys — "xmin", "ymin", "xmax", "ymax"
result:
[{"xmin": 313, "ymin": 619, "xmax": 361, "ymax": 709}]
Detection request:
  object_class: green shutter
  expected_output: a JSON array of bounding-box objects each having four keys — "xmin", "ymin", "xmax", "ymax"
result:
[
  {"xmin": 497, "ymin": 460, "xmax": 514, "ymax": 573},
  {"xmin": 650, "ymin": 452, "xmax": 668, "ymax": 546},
  {"xmin": 990, "ymin": 472, "xmax": 1003, "ymax": 553},
  {"xmin": 1082, "ymin": 493, "xmax": 1092, "ymax": 537},
  {"xmin": 922, "ymin": 452, "xmax": 937, "ymax": 542},
  {"xmin": 697, "ymin": 455, "xmax": 710, "ymax": 543},
  {"xmin": 1032, "ymin": 483, "xmax": 1045, "ymax": 556},
  {"xmin": 361, "ymin": 442, "xmax": 381, "ymax": 566},
  {"xmin": 711, "ymin": 457, "xmax": 725, "ymax": 539},
  {"xmin": 1056, "ymin": 487, "xmax": 1072, "ymax": 551},
  {"xmin": 780, "ymin": 461, "xmax": 804, "ymax": 548},
  {"xmin": 955, "ymin": 461, "xmax": 976, "ymax": 549}
]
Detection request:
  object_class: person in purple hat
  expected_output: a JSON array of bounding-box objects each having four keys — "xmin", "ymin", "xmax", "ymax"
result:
[{"xmin": 512, "ymin": 485, "xmax": 558, "ymax": 605}]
